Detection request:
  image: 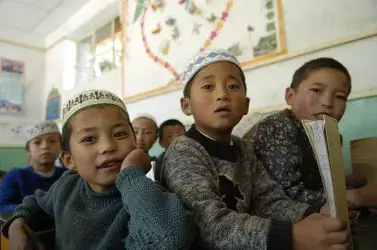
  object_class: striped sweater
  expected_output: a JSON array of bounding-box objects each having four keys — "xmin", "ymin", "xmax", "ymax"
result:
[{"xmin": 162, "ymin": 125, "xmax": 318, "ymax": 250}]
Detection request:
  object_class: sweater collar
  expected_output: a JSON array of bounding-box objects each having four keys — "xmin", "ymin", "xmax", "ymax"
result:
[{"xmin": 186, "ymin": 124, "xmax": 238, "ymax": 162}]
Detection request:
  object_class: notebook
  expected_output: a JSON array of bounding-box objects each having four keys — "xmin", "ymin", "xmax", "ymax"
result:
[{"xmin": 302, "ymin": 115, "xmax": 352, "ymax": 248}]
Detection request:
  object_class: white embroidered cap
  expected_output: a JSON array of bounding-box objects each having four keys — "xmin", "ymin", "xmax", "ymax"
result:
[
  {"xmin": 62, "ymin": 89, "xmax": 127, "ymax": 128},
  {"xmin": 180, "ymin": 49, "xmax": 242, "ymax": 93},
  {"xmin": 26, "ymin": 121, "xmax": 60, "ymax": 143}
]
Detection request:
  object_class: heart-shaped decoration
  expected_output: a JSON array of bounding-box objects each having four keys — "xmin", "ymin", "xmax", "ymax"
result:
[{"xmin": 139, "ymin": 0, "xmax": 233, "ymax": 80}]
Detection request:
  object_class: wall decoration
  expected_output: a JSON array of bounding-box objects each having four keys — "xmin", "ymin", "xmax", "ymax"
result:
[
  {"xmin": 192, "ymin": 22, "xmax": 202, "ymax": 34},
  {"xmin": 0, "ymin": 122, "xmax": 33, "ymax": 145},
  {"xmin": 151, "ymin": 23, "xmax": 161, "ymax": 34},
  {"xmin": 122, "ymin": 0, "xmax": 286, "ymax": 102},
  {"xmin": 0, "ymin": 57, "xmax": 25, "ymax": 115},
  {"xmin": 45, "ymin": 87, "xmax": 61, "ymax": 121}
]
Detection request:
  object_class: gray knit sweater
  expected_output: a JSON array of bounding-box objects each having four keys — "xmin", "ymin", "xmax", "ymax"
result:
[
  {"xmin": 162, "ymin": 125, "xmax": 318, "ymax": 250},
  {"xmin": 2, "ymin": 166, "xmax": 195, "ymax": 250}
]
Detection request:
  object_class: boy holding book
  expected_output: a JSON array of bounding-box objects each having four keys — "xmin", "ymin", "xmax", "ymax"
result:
[
  {"xmin": 252, "ymin": 58, "xmax": 365, "ymax": 207},
  {"xmin": 163, "ymin": 50, "xmax": 352, "ymax": 250}
]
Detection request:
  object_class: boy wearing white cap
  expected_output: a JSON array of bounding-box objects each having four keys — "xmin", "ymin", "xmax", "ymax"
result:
[
  {"xmin": 162, "ymin": 49, "xmax": 352, "ymax": 250},
  {"xmin": 0, "ymin": 121, "xmax": 64, "ymax": 212},
  {"xmin": 2, "ymin": 89, "xmax": 195, "ymax": 249}
]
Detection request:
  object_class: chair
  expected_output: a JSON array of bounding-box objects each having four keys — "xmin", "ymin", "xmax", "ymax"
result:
[
  {"xmin": 232, "ymin": 112, "xmax": 267, "ymax": 139},
  {"xmin": 350, "ymin": 137, "xmax": 377, "ymax": 184}
]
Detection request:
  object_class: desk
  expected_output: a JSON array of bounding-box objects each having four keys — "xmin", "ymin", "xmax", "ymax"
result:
[{"xmin": 354, "ymin": 212, "xmax": 377, "ymax": 250}]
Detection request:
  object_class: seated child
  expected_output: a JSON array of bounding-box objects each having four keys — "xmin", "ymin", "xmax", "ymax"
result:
[
  {"xmin": 132, "ymin": 114, "xmax": 158, "ymax": 158},
  {"xmin": 0, "ymin": 121, "xmax": 64, "ymax": 212},
  {"xmin": 154, "ymin": 119, "xmax": 185, "ymax": 183},
  {"xmin": 163, "ymin": 49, "xmax": 352, "ymax": 250},
  {"xmin": 2, "ymin": 90, "xmax": 195, "ymax": 249},
  {"xmin": 132, "ymin": 114, "xmax": 159, "ymax": 180},
  {"xmin": 252, "ymin": 58, "xmax": 365, "ymax": 207}
]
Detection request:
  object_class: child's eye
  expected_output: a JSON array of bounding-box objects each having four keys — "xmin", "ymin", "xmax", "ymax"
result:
[
  {"xmin": 81, "ymin": 136, "xmax": 96, "ymax": 143},
  {"xmin": 228, "ymin": 84, "xmax": 240, "ymax": 89},
  {"xmin": 202, "ymin": 84, "xmax": 213, "ymax": 90},
  {"xmin": 34, "ymin": 141, "xmax": 41, "ymax": 145},
  {"xmin": 335, "ymin": 95, "xmax": 347, "ymax": 101},
  {"xmin": 310, "ymin": 88, "xmax": 321, "ymax": 93},
  {"xmin": 114, "ymin": 132, "xmax": 127, "ymax": 137}
]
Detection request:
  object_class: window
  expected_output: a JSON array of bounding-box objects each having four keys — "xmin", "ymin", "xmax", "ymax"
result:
[{"xmin": 76, "ymin": 16, "xmax": 123, "ymax": 85}]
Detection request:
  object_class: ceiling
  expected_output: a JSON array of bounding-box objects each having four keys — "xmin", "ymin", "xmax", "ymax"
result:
[{"xmin": 0, "ymin": 0, "xmax": 91, "ymax": 38}]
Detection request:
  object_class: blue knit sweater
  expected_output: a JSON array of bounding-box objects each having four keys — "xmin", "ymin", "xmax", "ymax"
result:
[
  {"xmin": 0, "ymin": 167, "xmax": 65, "ymax": 212},
  {"xmin": 2, "ymin": 167, "xmax": 195, "ymax": 250}
]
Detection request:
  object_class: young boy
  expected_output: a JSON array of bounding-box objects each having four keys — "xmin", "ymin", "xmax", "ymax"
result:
[
  {"xmin": 0, "ymin": 121, "xmax": 65, "ymax": 212},
  {"xmin": 162, "ymin": 49, "xmax": 352, "ymax": 250},
  {"xmin": 154, "ymin": 119, "xmax": 185, "ymax": 183},
  {"xmin": 2, "ymin": 90, "xmax": 195, "ymax": 249},
  {"xmin": 132, "ymin": 114, "xmax": 158, "ymax": 158},
  {"xmin": 252, "ymin": 58, "xmax": 366, "ymax": 207}
]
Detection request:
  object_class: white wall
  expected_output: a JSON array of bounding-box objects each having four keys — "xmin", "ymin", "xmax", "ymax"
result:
[
  {"xmin": 0, "ymin": 43, "xmax": 46, "ymax": 145},
  {"xmin": 43, "ymin": 0, "xmax": 377, "ymax": 128}
]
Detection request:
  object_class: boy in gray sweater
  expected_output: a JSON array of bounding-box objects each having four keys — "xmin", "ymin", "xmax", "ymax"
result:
[
  {"xmin": 2, "ymin": 89, "xmax": 195, "ymax": 250},
  {"xmin": 162, "ymin": 49, "xmax": 352, "ymax": 250}
]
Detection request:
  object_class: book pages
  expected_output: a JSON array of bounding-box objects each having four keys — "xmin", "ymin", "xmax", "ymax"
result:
[{"xmin": 302, "ymin": 115, "xmax": 351, "ymax": 249}]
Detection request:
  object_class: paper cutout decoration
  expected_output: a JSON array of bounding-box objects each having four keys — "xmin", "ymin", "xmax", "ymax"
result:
[
  {"xmin": 151, "ymin": 0, "xmax": 164, "ymax": 12},
  {"xmin": 186, "ymin": 0, "xmax": 201, "ymax": 15},
  {"xmin": 132, "ymin": 0, "xmax": 146, "ymax": 23},
  {"xmin": 192, "ymin": 22, "xmax": 202, "ymax": 34},
  {"xmin": 207, "ymin": 13, "xmax": 217, "ymax": 22},
  {"xmin": 151, "ymin": 24, "xmax": 161, "ymax": 34},
  {"xmin": 45, "ymin": 87, "xmax": 61, "ymax": 121},
  {"xmin": 172, "ymin": 26, "xmax": 180, "ymax": 39},
  {"xmin": 160, "ymin": 40, "xmax": 170, "ymax": 55},
  {"xmin": 165, "ymin": 17, "xmax": 176, "ymax": 26},
  {"xmin": 228, "ymin": 43, "xmax": 243, "ymax": 56}
]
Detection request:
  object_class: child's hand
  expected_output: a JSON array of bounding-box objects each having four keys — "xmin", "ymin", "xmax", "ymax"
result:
[
  {"xmin": 320, "ymin": 202, "xmax": 358, "ymax": 234},
  {"xmin": 121, "ymin": 149, "xmax": 151, "ymax": 174},
  {"xmin": 346, "ymin": 189, "xmax": 363, "ymax": 208},
  {"xmin": 293, "ymin": 213, "xmax": 350, "ymax": 250},
  {"xmin": 8, "ymin": 218, "xmax": 45, "ymax": 250},
  {"xmin": 345, "ymin": 173, "xmax": 367, "ymax": 188}
]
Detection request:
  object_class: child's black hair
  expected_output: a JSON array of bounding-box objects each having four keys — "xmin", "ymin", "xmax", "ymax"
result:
[
  {"xmin": 183, "ymin": 64, "xmax": 247, "ymax": 98},
  {"xmin": 133, "ymin": 116, "xmax": 158, "ymax": 133},
  {"xmin": 290, "ymin": 57, "xmax": 352, "ymax": 93},
  {"xmin": 158, "ymin": 119, "xmax": 185, "ymax": 142}
]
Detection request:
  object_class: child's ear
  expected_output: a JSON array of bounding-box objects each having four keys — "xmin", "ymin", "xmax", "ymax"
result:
[
  {"xmin": 180, "ymin": 97, "xmax": 192, "ymax": 116},
  {"xmin": 244, "ymin": 97, "xmax": 250, "ymax": 115},
  {"xmin": 285, "ymin": 87, "xmax": 295, "ymax": 106},
  {"xmin": 61, "ymin": 151, "xmax": 75, "ymax": 170}
]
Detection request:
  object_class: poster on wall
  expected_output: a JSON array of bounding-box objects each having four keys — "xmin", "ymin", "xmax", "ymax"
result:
[
  {"xmin": 0, "ymin": 57, "xmax": 24, "ymax": 115},
  {"xmin": 45, "ymin": 87, "xmax": 61, "ymax": 121},
  {"xmin": 122, "ymin": 0, "xmax": 286, "ymax": 102}
]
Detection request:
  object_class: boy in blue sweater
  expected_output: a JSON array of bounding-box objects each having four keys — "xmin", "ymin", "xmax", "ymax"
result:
[
  {"xmin": 2, "ymin": 89, "xmax": 195, "ymax": 250},
  {"xmin": 0, "ymin": 121, "xmax": 64, "ymax": 212}
]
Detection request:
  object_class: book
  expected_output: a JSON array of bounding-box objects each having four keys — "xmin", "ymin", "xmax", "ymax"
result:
[{"xmin": 302, "ymin": 115, "xmax": 351, "ymax": 246}]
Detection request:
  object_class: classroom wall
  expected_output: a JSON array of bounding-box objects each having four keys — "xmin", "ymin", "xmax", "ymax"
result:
[
  {"xmin": 0, "ymin": 43, "xmax": 46, "ymax": 145},
  {"xmin": 42, "ymin": 0, "xmax": 377, "ymax": 126}
]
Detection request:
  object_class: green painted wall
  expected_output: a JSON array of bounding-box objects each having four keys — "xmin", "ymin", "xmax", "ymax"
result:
[{"xmin": 0, "ymin": 147, "xmax": 28, "ymax": 172}]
